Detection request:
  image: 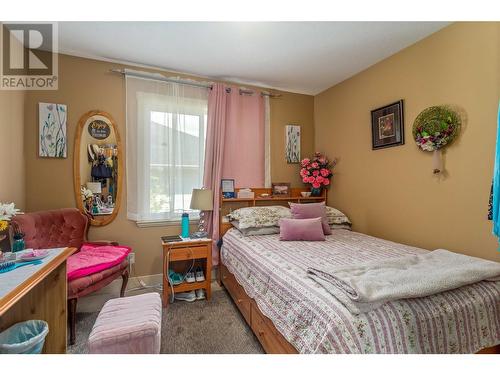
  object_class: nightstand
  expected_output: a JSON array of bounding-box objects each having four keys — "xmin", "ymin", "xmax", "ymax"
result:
[{"xmin": 161, "ymin": 238, "xmax": 212, "ymax": 307}]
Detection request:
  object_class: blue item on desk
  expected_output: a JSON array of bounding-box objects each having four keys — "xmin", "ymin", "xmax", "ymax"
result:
[
  {"xmin": 0, "ymin": 259, "xmax": 42, "ymax": 274},
  {"xmin": 181, "ymin": 212, "xmax": 190, "ymax": 238}
]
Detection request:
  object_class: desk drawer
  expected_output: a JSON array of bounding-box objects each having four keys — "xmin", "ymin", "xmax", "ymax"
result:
[
  {"xmin": 221, "ymin": 266, "xmax": 251, "ymax": 324},
  {"xmin": 167, "ymin": 246, "xmax": 208, "ymax": 261}
]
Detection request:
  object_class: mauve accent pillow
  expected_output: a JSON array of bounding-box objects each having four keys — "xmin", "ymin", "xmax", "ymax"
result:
[
  {"xmin": 279, "ymin": 218, "xmax": 326, "ymax": 241},
  {"xmin": 289, "ymin": 202, "xmax": 332, "ymax": 235}
]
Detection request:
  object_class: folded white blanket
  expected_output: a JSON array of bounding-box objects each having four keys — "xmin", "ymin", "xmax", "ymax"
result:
[{"xmin": 307, "ymin": 249, "xmax": 500, "ymax": 314}]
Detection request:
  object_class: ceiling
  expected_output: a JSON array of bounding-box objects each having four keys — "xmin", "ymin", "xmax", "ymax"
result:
[{"xmin": 58, "ymin": 22, "xmax": 449, "ymax": 95}]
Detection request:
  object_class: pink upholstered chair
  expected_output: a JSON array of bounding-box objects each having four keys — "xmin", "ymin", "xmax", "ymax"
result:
[{"xmin": 12, "ymin": 208, "xmax": 129, "ymax": 345}]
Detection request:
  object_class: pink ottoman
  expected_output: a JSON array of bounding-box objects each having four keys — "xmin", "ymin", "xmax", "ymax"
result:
[{"xmin": 88, "ymin": 293, "xmax": 162, "ymax": 354}]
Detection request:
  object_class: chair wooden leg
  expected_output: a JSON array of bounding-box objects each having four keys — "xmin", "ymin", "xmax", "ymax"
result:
[
  {"xmin": 68, "ymin": 298, "xmax": 77, "ymax": 346},
  {"xmin": 120, "ymin": 269, "xmax": 129, "ymax": 297}
]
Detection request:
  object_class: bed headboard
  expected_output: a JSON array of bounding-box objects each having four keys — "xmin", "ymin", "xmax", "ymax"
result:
[{"xmin": 219, "ymin": 187, "xmax": 327, "ymax": 238}]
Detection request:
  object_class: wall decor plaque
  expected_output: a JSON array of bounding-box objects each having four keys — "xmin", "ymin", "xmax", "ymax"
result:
[{"xmin": 88, "ymin": 119, "xmax": 111, "ymax": 140}]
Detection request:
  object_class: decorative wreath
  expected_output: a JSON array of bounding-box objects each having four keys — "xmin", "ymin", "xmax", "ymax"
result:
[
  {"xmin": 412, "ymin": 106, "xmax": 461, "ymax": 152},
  {"xmin": 412, "ymin": 106, "xmax": 461, "ymax": 174}
]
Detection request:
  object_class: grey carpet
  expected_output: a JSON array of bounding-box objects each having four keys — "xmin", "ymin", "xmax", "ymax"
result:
[{"xmin": 68, "ymin": 289, "xmax": 264, "ymax": 354}]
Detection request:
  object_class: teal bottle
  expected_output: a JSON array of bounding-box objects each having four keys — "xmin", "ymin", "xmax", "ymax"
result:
[
  {"xmin": 181, "ymin": 213, "xmax": 190, "ymax": 238},
  {"xmin": 12, "ymin": 233, "xmax": 25, "ymax": 253}
]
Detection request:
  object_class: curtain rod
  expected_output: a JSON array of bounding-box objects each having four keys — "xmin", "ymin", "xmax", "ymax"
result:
[{"xmin": 110, "ymin": 68, "xmax": 282, "ymax": 98}]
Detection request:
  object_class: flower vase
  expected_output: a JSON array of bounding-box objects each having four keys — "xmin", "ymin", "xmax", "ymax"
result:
[
  {"xmin": 310, "ymin": 187, "xmax": 323, "ymax": 197},
  {"xmin": 0, "ymin": 232, "xmax": 10, "ymax": 253}
]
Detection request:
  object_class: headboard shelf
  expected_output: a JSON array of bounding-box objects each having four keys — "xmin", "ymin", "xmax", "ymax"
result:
[
  {"xmin": 221, "ymin": 187, "xmax": 326, "ymax": 203},
  {"xmin": 222, "ymin": 196, "xmax": 325, "ymax": 203}
]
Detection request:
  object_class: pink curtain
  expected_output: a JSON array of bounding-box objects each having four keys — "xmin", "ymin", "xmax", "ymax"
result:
[
  {"xmin": 203, "ymin": 83, "xmax": 228, "ymax": 264},
  {"xmin": 222, "ymin": 88, "xmax": 265, "ymax": 187},
  {"xmin": 203, "ymin": 84, "xmax": 265, "ymax": 264}
]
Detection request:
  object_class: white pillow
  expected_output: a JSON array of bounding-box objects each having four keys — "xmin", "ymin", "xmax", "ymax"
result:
[
  {"xmin": 326, "ymin": 206, "xmax": 351, "ymax": 225},
  {"xmin": 227, "ymin": 206, "xmax": 291, "ymax": 229},
  {"xmin": 230, "ymin": 220, "xmax": 280, "ymax": 236},
  {"xmin": 330, "ymin": 223, "xmax": 352, "ymax": 230}
]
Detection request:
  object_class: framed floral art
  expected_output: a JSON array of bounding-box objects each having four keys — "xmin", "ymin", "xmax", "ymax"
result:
[
  {"xmin": 39, "ymin": 102, "xmax": 67, "ymax": 158},
  {"xmin": 285, "ymin": 125, "xmax": 301, "ymax": 163},
  {"xmin": 371, "ymin": 100, "xmax": 404, "ymax": 150}
]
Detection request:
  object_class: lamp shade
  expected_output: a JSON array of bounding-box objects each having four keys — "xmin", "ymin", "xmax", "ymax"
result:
[
  {"xmin": 190, "ymin": 189, "xmax": 213, "ymax": 211},
  {"xmin": 87, "ymin": 182, "xmax": 102, "ymax": 194}
]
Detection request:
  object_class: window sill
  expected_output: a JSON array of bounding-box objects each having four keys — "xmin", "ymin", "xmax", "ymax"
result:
[{"xmin": 135, "ymin": 218, "xmax": 199, "ymax": 228}]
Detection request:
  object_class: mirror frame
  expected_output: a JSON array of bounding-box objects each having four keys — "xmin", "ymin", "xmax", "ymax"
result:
[{"xmin": 73, "ymin": 110, "xmax": 122, "ymax": 227}]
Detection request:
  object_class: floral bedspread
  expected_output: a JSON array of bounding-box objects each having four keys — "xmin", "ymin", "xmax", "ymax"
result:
[{"xmin": 221, "ymin": 229, "xmax": 500, "ymax": 353}]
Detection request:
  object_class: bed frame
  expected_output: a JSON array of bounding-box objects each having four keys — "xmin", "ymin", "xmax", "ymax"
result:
[
  {"xmin": 219, "ymin": 263, "xmax": 298, "ymax": 353},
  {"xmin": 218, "ymin": 188, "xmax": 500, "ymax": 354}
]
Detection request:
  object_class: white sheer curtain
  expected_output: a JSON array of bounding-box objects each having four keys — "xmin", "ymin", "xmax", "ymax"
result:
[{"xmin": 126, "ymin": 75, "xmax": 209, "ymax": 222}]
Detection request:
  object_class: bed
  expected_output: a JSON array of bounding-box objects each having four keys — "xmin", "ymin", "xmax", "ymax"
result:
[{"xmin": 220, "ymin": 228, "xmax": 500, "ymax": 354}]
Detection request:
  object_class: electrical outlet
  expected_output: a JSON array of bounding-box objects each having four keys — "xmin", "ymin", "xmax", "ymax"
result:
[{"xmin": 128, "ymin": 252, "xmax": 135, "ymax": 264}]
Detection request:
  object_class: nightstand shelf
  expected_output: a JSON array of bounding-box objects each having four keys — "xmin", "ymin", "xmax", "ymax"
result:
[
  {"xmin": 171, "ymin": 281, "xmax": 207, "ymax": 293},
  {"xmin": 161, "ymin": 238, "xmax": 212, "ymax": 307}
]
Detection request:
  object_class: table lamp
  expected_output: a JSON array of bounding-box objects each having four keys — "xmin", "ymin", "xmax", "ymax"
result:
[{"xmin": 189, "ymin": 188, "xmax": 213, "ymax": 238}]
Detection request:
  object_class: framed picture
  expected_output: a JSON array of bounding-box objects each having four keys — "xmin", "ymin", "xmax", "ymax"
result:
[
  {"xmin": 285, "ymin": 125, "xmax": 301, "ymax": 163},
  {"xmin": 39, "ymin": 103, "xmax": 67, "ymax": 158},
  {"xmin": 221, "ymin": 179, "xmax": 235, "ymax": 198},
  {"xmin": 371, "ymin": 100, "xmax": 404, "ymax": 150},
  {"xmin": 272, "ymin": 182, "xmax": 291, "ymax": 197}
]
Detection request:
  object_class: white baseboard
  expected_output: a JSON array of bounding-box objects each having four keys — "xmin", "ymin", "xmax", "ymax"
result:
[{"xmin": 98, "ymin": 273, "xmax": 163, "ymax": 295}]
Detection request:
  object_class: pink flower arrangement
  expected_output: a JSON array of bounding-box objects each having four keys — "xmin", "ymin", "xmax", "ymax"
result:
[{"xmin": 300, "ymin": 152, "xmax": 336, "ymax": 190}]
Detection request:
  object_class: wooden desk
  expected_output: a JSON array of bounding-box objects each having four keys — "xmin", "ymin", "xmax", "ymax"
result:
[
  {"xmin": 0, "ymin": 247, "xmax": 76, "ymax": 354},
  {"xmin": 161, "ymin": 239, "xmax": 212, "ymax": 307}
]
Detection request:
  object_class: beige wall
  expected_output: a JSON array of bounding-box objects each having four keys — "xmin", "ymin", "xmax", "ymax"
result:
[
  {"xmin": 0, "ymin": 91, "xmax": 25, "ymax": 209},
  {"xmin": 315, "ymin": 22, "xmax": 500, "ymax": 261},
  {"xmin": 24, "ymin": 54, "xmax": 313, "ymax": 276},
  {"xmin": 271, "ymin": 93, "xmax": 314, "ymax": 186}
]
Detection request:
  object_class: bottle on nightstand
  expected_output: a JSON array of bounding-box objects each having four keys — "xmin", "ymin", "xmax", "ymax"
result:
[{"xmin": 181, "ymin": 213, "xmax": 190, "ymax": 238}]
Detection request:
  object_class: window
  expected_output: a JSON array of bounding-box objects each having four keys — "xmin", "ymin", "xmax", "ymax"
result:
[
  {"xmin": 149, "ymin": 111, "xmax": 207, "ymax": 218},
  {"xmin": 126, "ymin": 76, "xmax": 208, "ymax": 223}
]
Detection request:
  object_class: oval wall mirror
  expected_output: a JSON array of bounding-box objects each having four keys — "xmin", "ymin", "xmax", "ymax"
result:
[{"xmin": 74, "ymin": 110, "xmax": 122, "ymax": 226}]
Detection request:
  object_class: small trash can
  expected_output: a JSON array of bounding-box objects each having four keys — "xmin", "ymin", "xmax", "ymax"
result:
[{"xmin": 0, "ymin": 320, "xmax": 49, "ymax": 354}]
